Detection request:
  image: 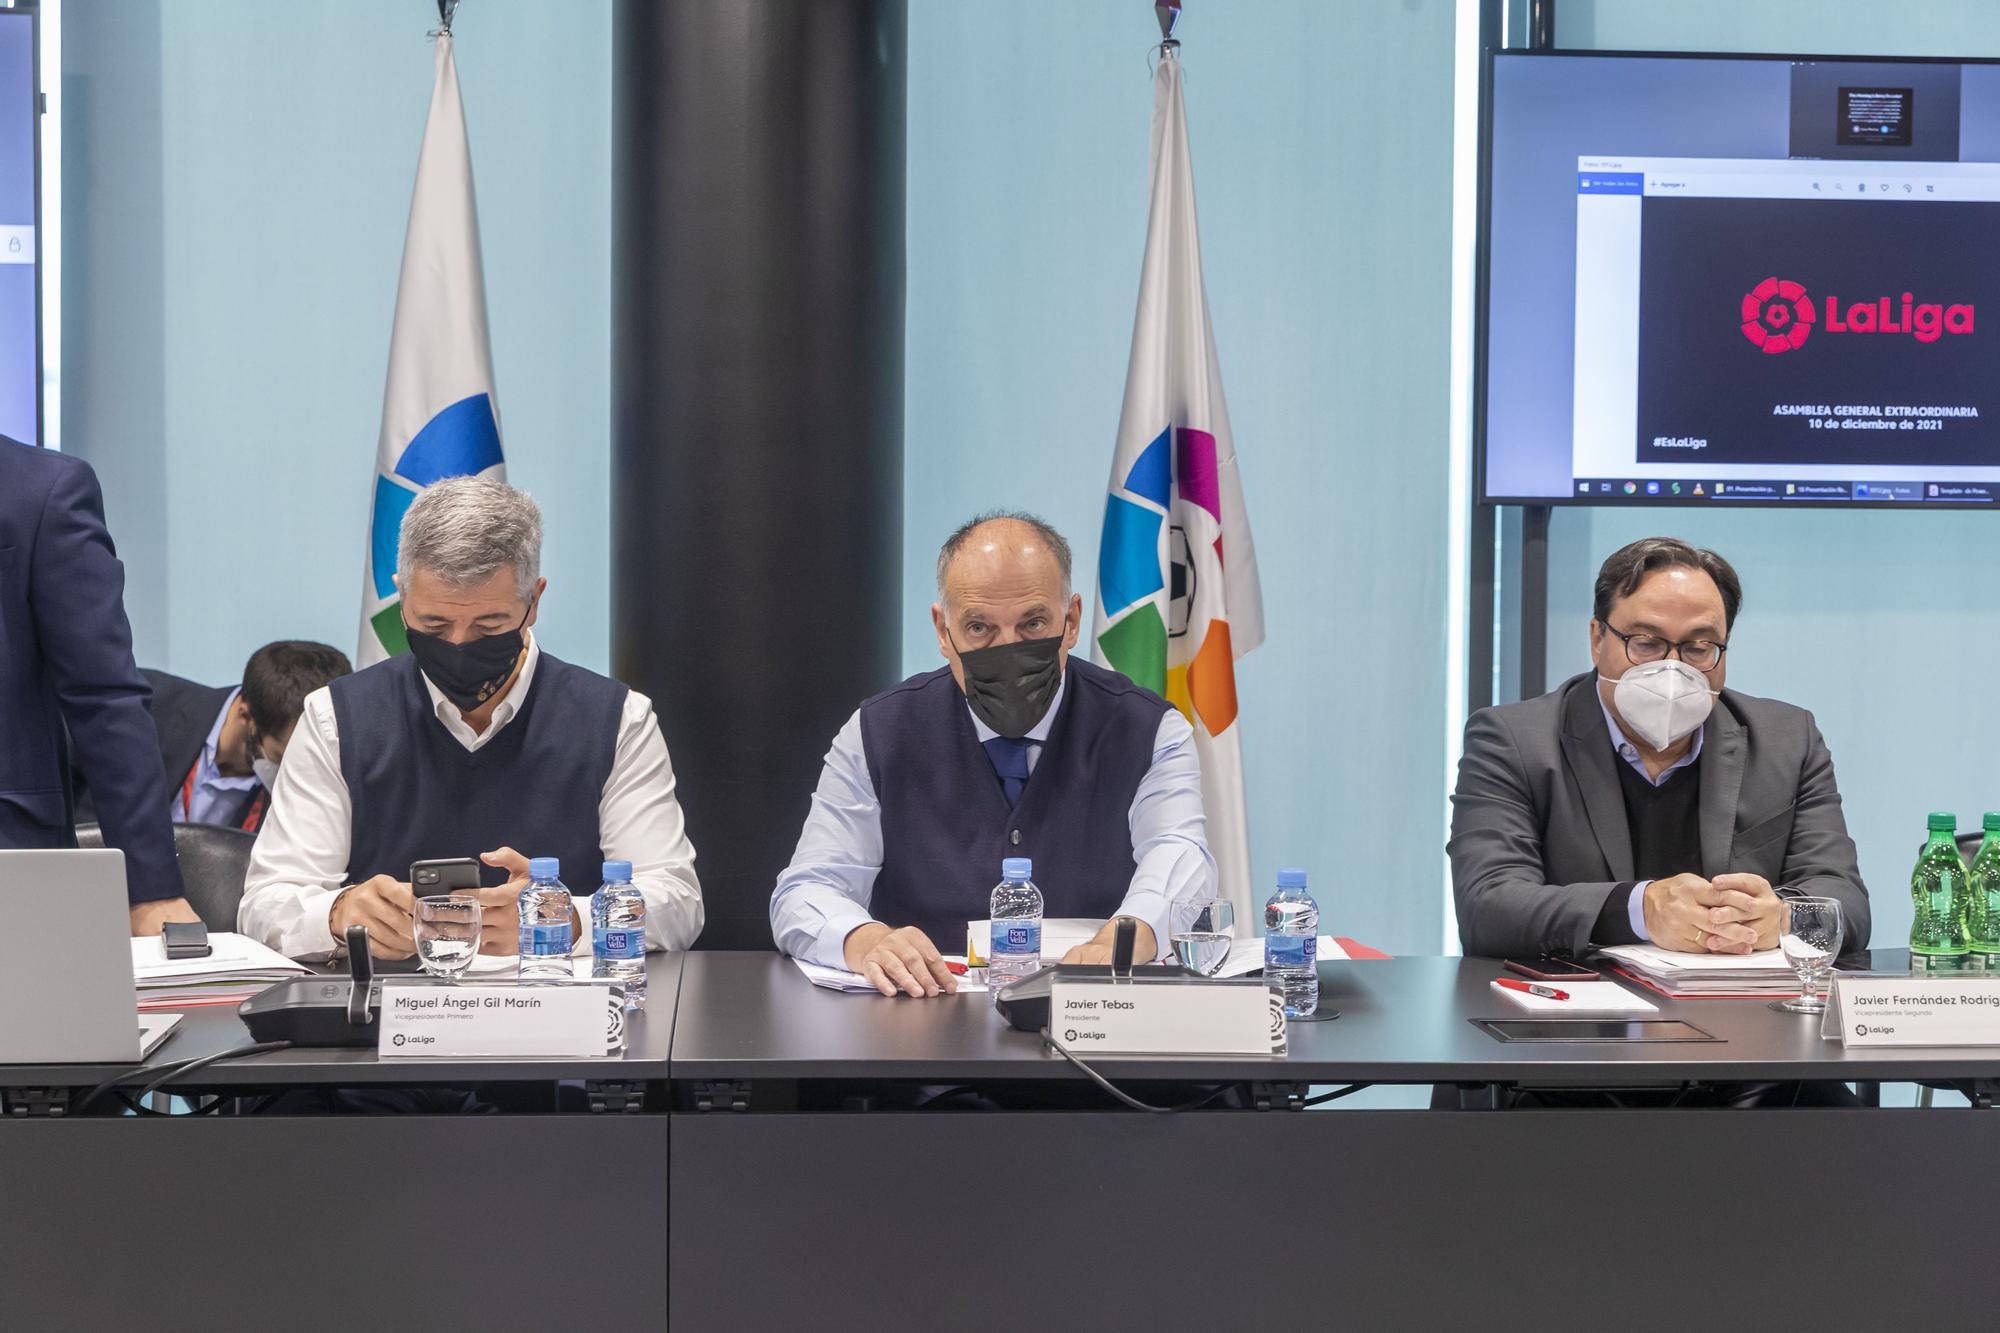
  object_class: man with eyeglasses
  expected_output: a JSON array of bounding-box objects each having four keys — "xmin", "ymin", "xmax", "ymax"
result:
[{"xmin": 1449, "ymin": 536, "xmax": 1869, "ymax": 962}]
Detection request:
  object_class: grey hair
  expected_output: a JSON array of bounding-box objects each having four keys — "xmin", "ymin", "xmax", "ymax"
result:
[
  {"xmin": 397, "ymin": 475, "xmax": 542, "ymax": 596},
  {"xmin": 935, "ymin": 510, "xmax": 1073, "ymax": 597}
]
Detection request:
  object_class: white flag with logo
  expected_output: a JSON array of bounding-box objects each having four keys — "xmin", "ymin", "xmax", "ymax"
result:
[
  {"xmin": 1092, "ymin": 52, "xmax": 1265, "ymax": 928},
  {"xmin": 357, "ymin": 31, "xmax": 505, "ymax": 665}
]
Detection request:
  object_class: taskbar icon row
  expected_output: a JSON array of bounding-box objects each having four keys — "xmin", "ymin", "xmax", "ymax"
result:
[{"xmin": 1572, "ymin": 478, "xmax": 2000, "ymax": 503}]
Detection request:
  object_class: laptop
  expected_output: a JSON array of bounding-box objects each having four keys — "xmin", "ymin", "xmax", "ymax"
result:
[{"xmin": 0, "ymin": 848, "xmax": 181, "ymax": 1062}]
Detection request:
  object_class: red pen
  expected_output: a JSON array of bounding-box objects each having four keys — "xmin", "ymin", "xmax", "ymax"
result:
[
  {"xmin": 944, "ymin": 961, "xmax": 969, "ymax": 976},
  {"xmin": 1494, "ymin": 977, "xmax": 1569, "ymax": 1001}
]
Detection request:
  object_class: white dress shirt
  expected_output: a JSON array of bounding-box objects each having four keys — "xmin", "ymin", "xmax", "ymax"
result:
[
  {"xmin": 770, "ymin": 670, "xmax": 1216, "ymax": 969},
  {"xmin": 1598, "ymin": 691, "xmax": 1706, "ymax": 943},
  {"xmin": 239, "ymin": 634, "xmax": 703, "ymax": 959}
]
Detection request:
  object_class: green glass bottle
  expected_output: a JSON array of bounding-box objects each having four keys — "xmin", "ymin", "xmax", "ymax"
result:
[
  {"xmin": 1910, "ymin": 812, "xmax": 1971, "ymax": 958},
  {"xmin": 1969, "ymin": 812, "xmax": 2000, "ymax": 956}
]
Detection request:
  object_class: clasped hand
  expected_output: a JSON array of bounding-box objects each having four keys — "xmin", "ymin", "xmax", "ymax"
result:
[{"xmin": 1642, "ymin": 871, "xmax": 1784, "ymax": 954}]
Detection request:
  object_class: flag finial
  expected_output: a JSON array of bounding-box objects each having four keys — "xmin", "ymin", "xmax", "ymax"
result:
[
  {"xmin": 1155, "ymin": 3, "xmax": 1181, "ymax": 43},
  {"xmin": 437, "ymin": 0, "xmax": 459, "ymax": 36}
]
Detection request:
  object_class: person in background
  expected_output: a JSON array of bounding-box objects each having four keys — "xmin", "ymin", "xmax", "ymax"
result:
[
  {"xmin": 771, "ymin": 511, "xmax": 1215, "ymax": 997},
  {"xmin": 238, "ymin": 476, "xmax": 703, "ymax": 960},
  {"xmin": 0, "ymin": 438, "xmax": 195, "ymax": 933},
  {"xmin": 79, "ymin": 641, "xmax": 353, "ymax": 832}
]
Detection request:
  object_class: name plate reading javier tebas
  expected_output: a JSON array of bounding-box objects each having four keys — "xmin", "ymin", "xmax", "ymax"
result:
[
  {"xmin": 1823, "ymin": 974, "xmax": 2000, "ymax": 1049},
  {"xmin": 1048, "ymin": 977, "xmax": 1286, "ymax": 1056},
  {"xmin": 378, "ymin": 980, "xmax": 627, "ymax": 1059}
]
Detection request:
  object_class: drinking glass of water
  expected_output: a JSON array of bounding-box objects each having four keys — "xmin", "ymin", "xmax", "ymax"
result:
[
  {"xmin": 1775, "ymin": 896, "xmax": 1843, "ymax": 1014},
  {"xmin": 1170, "ymin": 897, "xmax": 1236, "ymax": 977},
  {"xmin": 414, "ymin": 895, "xmax": 482, "ymax": 980}
]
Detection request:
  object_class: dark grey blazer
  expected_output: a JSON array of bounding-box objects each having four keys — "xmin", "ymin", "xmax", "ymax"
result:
[{"xmin": 1449, "ymin": 672, "xmax": 1870, "ymax": 960}]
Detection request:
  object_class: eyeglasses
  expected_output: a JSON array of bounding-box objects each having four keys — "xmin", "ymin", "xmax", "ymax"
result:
[{"xmin": 1602, "ymin": 624, "xmax": 1727, "ymax": 672}]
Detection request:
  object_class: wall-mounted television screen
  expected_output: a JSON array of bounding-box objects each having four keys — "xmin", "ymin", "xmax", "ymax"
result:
[{"xmin": 1481, "ymin": 50, "xmax": 2000, "ymax": 508}]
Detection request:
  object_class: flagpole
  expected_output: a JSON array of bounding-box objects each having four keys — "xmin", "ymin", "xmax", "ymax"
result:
[{"xmin": 1096, "ymin": 0, "xmax": 1265, "ymax": 934}]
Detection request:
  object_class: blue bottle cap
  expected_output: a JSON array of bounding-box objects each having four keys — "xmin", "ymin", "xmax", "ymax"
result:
[
  {"xmin": 528, "ymin": 857, "xmax": 561, "ymax": 879},
  {"xmin": 1002, "ymin": 857, "xmax": 1033, "ymax": 880},
  {"xmin": 602, "ymin": 860, "xmax": 634, "ymax": 882},
  {"xmin": 1276, "ymin": 867, "xmax": 1308, "ymax": 889}
]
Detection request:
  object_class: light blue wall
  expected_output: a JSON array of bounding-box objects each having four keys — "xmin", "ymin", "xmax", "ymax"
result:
[
  {"xmin": 906, "ymin": 1, "xmax": 1459, "ymax": 955},
  {"xmin": 65, "ymin": 3, "xmax": 1464, "ymax": 955},
  {"xmin": 77, "ymin": 0, "xmax": 2000, "ymax": 960},
  {"xmin": 1537, "ymin": 1, "xmax": 2000, "ymax": 953},
  {"xmin": 64, "ymin": 1, "xmax": 610, "ymax": 685}
]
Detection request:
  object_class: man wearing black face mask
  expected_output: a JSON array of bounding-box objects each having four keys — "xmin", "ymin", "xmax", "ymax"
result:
[
  {"xmin": 771, "ymin": 512, "xmax": 1216, "ymax": 998},
  {"xmin": 238, "ymin": 477, "xmax": 704, "ymax": 960}
]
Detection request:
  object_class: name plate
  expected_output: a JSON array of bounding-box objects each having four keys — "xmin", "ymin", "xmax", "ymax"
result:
[
  {"xmin": 1822, "ymin": 975, "xmax": 2000, "ymax": 1048},
  {"xmin": 1049, "ymin": 978, "xmax": 1286, "ymax": 1056},
  {"xmin": 378, "ymin": 980, "xmax": 627, "ymax": 1059}
]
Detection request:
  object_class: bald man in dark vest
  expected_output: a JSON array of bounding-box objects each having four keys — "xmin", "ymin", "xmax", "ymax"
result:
[{"xmin": 772, "ymin": 511, "xmax": 1217, "ymax": 997}]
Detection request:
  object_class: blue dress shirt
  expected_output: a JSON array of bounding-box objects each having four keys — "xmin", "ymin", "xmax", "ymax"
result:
[{"xmin": 175, "ymin": 687, "xmax": 261, "ymax": 826}]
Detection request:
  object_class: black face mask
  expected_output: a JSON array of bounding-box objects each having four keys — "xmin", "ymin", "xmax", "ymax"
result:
[
  {"xmin": 953, "ymin": 633, "xmax": 1065, "ymax": 739},
  {"xmin": 403, "ymin": 608, "xmax": 530, "ymax": 712}
]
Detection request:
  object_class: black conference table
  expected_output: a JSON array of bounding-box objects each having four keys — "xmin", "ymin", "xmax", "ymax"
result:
[
  {"xmin": 0, "ymin": 954, "xmax": 682, "ymax": 1329},
  {"xmin": 667, "ymin": 950, "xmax": 2000, "ymax": 1330},
  {"xmin": 5, "ymin": 948, "xmax": 2000, "ymax": 1331}
]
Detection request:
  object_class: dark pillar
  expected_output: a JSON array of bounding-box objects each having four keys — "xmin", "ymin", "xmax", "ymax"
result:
[{"xmin": 613, "ymin": 1, "xmax": 906, "ymax": 950}]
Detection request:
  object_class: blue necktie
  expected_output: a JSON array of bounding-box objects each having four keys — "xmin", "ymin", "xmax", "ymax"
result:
[{"xmin": 982, "ymin": 736, "xmax": 1032, "ymax": 808}]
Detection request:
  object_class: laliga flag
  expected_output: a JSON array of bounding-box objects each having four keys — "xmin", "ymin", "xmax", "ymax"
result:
[
  {"xmin": 1093, "ymin": 51, "xmax": 1264, "ymax": 927},
  {"xmin": 357, "ymin": 30, "xmax": 505, "ymax": 665}
]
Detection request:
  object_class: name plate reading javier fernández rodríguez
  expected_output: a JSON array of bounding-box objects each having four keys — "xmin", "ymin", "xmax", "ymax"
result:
[
  {"xmin": 1048, "ymin": 978, "xmax": 1286, "ymax": 1057},
  {"xmin": 378, "ymin": 981, "xmax": 627, "ymax": 1059},
  {"xmin": 1822, "ymin": 975, "xmax": 2000, "ymax": 1049}
]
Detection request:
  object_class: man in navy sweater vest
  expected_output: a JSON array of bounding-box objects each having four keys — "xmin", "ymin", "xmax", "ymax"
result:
[
  {"xmin": 772, "ymin": 512, "xmax": 1215, "ymax": 997},
  {"xmin": 239, "ymin": 478, "xmax": 703, "ymax": 960}
]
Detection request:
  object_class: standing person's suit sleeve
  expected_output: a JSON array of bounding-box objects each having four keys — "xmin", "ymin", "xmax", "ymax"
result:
[{"xmin": 31, "ymin": 460, "xmax": 183, "ymax": 903}]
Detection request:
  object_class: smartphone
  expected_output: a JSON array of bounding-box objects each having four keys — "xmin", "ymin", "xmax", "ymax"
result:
[
  {"xmin": 1503, "ymin": 956, "xmax": 1600, "ymax": 982},
  {"xmin": 410, "ymin": 857, "xmax": 482, "ymax": 894}
]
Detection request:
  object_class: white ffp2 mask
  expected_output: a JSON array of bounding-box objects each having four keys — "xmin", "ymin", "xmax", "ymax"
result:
[{"xmin": 1603, "ymin": 659, "xmax": 1716, "ymax": 751}]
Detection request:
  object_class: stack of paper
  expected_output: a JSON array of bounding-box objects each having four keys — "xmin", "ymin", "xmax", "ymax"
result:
[
  {"xmin": 793, "ymin": 958, "xmax": 988, "ymax": 994},
  {"xmin": 1595, "ymin": 943, "xmax": 1802, "ymax": 998},
  {"xmin": 131, "ymin": 932, "xmax": 313, "ymax": 1010},
  {"xmin": 1214, "ymin": 936, "xmax": 1349, "ymax": 979},
  {"xmin": 965, "ymin": 918, "xmax": 1103, "ymax": 966}
]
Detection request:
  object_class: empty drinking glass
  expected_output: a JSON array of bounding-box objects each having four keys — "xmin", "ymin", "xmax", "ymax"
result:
[
  {"xmin": 414, "ymin": 894, "xmax": 482, "ymax": 980},
  {"xmin": 1775, "ymin": 896, "xmax": 1843, "ymax": 1014},
  {"xmin": 1169, "ymin": 897, "xmax": 1236, "ymax": 977}
]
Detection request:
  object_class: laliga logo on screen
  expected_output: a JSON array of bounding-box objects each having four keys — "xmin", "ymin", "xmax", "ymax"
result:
[
  {"xmin": 1740, "ymin": 276, "xmax": 1974, "ymax": 354},
  {"xmin": 1740, "ymin": 277, "xmax": 1817, "ymax": 353}
]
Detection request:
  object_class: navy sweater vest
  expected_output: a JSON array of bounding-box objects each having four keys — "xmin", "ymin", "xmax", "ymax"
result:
[
  {"xmin": 330, "ymin": 652, "xmax": 625, "ymax": 889},
  {"xmin": 859, "ymin": 657, "xmax": 1171, "ymax": 944}
]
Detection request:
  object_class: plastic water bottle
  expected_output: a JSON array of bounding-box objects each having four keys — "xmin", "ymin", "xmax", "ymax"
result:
[
  {"xmin": 1969, "ymin": 813, "xmax": 2000, "ymax": 958},
  {"xmin": 517, "ymin": 857, "xmax": 574, "ymax": 981},
  {"xmin": 591, "ymin": 860, "xmax": 648, "ymax": 1010},
  {"xmin": 1264, "ymin": 867, "xmax": 1319, "ymax": 1019},
  {"xmin": 1910, "ymin": 813, "xmax": 1971, "ymax": 961},
  {"xmin": 987, "ymin": 857, "xmax": 1043, "ymax": 1000}
]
